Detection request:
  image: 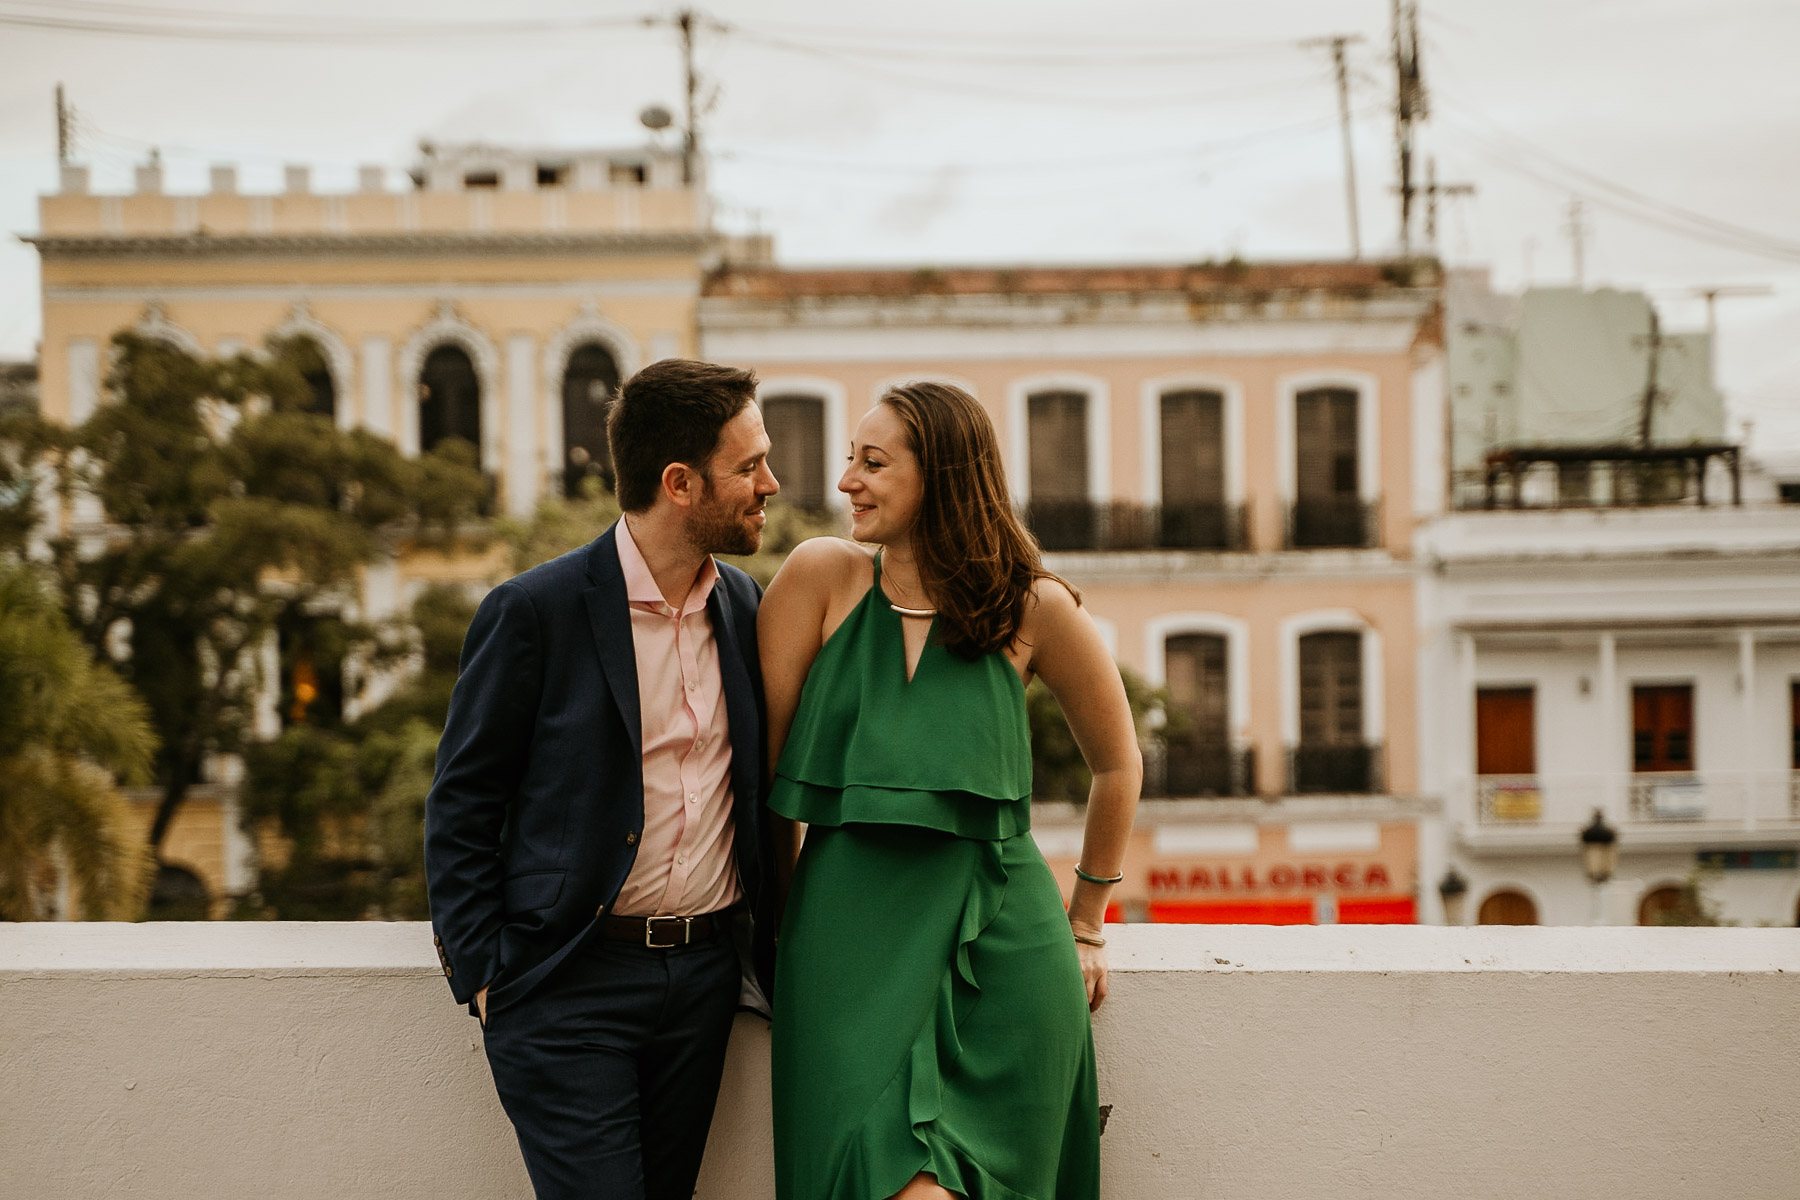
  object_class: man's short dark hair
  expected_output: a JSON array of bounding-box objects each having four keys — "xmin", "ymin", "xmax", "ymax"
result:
[{"xmin": 607, "ymin": 358, "xmax": 759, "ymax": 512}]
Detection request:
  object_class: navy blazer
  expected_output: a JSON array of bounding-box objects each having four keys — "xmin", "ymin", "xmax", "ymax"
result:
[{"xmin": 424, "ymin": 522, "xmax": 774, "ymax": 1014}]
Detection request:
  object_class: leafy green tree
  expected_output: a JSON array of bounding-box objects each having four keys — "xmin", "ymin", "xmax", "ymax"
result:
[
  {"xmin": 236, "ymin": 584, "xmax": 475, "ymax": 920},
  {"xmin": 38, "ymin": 332, "xmax": 486, "ymax": 858},
  {"xmin": 0, "ymin": 559, "xmax": 157, "ymax": 919},
  {"xmin": 1028, "ymin": 666, "xmax": 1171, "ymax": 804}
]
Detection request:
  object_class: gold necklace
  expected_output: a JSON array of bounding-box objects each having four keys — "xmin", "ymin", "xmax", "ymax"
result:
[{"xmin": 881, "ymin": 564, "xmax": 936, "ymax": 618}]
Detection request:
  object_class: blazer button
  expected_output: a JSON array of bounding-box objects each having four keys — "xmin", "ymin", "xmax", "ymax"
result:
[
  {"xmin": 625, "ymin": 831, "xmax": 640, "ymax": 846},
  {"xmin": 445, "ymin": 964, "xmax": 453, "ymax": 978}
]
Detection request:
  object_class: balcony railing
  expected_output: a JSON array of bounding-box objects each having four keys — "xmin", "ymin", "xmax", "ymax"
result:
[
  {"xmin": 1285, "ymin": 497, "xmax": 1380, "ymax": 549},
  {"xmin": 1023, "ymin": 500, "xmax": 1248, "ymax": 553},
  {"xmin": 1471, "ymin": 770, "xmax": 1800, "ymax": 828},
  {"xmin": 1287, "ymin": 741, "xmax": 1384, "ymax": 795},
  {"xmin": 1146, "ymin": 740, "xmax": 1256, "ymax": 799}
]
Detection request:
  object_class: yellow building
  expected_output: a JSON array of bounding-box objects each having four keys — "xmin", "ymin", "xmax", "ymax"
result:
[
  {"xmin": 701, "ymin": 262, "xmax": 1446, "ymax": 923},
  {"xmin": 29, "ymin": 140, "xmax": 738, "ymax": 913}
]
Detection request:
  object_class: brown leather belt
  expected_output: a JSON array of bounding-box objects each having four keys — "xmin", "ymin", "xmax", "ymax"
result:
[{"xmin": 600, "ymin": 909, "xmax": 730, "ymax": 949}]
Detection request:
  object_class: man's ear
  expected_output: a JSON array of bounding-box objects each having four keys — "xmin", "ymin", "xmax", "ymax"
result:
[{"xmin": 660, "ymin": 461, "xmax": 699, "ymax": 509}]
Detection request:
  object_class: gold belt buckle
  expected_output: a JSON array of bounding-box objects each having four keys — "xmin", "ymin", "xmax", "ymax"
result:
[{"xmin": 644, "ymin": 915, "xmax": 693, "ymax": 948}]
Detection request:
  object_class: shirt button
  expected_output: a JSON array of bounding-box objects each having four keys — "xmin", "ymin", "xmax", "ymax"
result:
[
  {"xmin": 687, "ymin": 679, "xmax": 698, "ymax": 691},
  {"xmin": 676, "ymin": 855, "xmax": 686, "ymax": 865},
  {"xmin": 688, "ymin": 792, "xmax": 697, "ymax": 804}
]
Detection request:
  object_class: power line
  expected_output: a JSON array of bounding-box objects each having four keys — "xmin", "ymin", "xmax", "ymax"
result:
[{"xmin": 0, "ymin": 4, "xmax": 659, "ymax": 42}]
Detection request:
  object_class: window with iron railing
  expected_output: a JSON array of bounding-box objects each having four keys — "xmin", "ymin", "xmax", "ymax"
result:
[
  {"xmin": 1026, "ymin": 390, "xmax": 1091, "ymax": 550},
  {"xmin": 1293, "ymin": 630, "xmax": 1377, "ymax": 792},
  {"xmin": 1291, "ymin": 387, "xmax": 1376, "ymax": 548}
]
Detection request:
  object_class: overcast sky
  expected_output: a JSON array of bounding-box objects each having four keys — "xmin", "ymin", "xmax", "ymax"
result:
[{"xmin": 2, "ymin": 0, "xmax": 1796, "ymax": 448}]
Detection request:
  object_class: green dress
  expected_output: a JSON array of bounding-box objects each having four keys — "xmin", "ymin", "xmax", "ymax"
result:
[{"xmin": 770, "ymin": 557, "xmax": 1101, "ymax": 1200}]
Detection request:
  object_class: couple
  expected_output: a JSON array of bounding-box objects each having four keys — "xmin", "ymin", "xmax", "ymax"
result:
[{"xmin": 424, "ymin": 358, "xmax": 1141, "ymax": 1200}]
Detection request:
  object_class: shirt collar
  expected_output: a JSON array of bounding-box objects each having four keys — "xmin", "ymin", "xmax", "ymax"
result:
[{"xmin": 617, "ymin": 515, "xmax": 720, "ymax": 613}]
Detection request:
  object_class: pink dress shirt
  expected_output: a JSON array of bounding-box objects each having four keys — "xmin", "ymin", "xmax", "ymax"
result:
[{"xmin": 610, "ymin": 517, "xmax": 742, "ymax": 918}]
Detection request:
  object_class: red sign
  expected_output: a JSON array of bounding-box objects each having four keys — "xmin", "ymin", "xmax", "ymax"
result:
[{"xmin": 1148, "ymin": 862, "xmax": 1394, "ymax": 895}]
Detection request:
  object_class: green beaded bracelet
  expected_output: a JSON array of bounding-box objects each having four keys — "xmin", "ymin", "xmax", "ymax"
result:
[{"xmin": 1073, "ymin": 865, "xmax": 1124, "ymax": 885}]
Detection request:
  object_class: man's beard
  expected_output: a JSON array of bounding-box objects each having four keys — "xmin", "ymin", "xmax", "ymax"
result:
[{"xmin": 687, "ymin": 479, "xmax": 763, "ymax": 557}]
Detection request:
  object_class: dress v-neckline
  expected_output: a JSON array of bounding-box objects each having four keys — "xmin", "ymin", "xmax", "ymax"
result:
[{"xmin": 874, "ymin": 553, "xmax": 934, "ymax": 685}]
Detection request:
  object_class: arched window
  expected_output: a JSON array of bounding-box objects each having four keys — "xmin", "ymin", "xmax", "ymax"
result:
[
  {"xmin": 763, "ymin": 394, "xmax": 826, "ymax": 510},
  {"xmin": 1164, "ymin": 633, "xmax": 1238, "ymax": 796},
  {"xmin": 561, "ymin": 343, "xmax": 620, "ymax": 497},
  {"xmin": 1292, "ymin": 386, "xmax": 1368, "ymax": 547},
  {"xmin": 1160, "ymin": 389, "xmax": 1226, "ymax": 548},
  {"xmin": 1477, "ymin": 889, "xmax": 1538, "ymax": 925},
  {"xmin": 1294, "ymin": 630, "xmax": 1371, "ymax": 792},
  {"xmin": 271, "ymin": 335, "xmax": 335, "ymax": 420},
  {"xmin": 1026, "ymin": 389, "xmax": 1093, "ymax": 549},
  {"xmin": 419, "ymin": 344, "xmax": 481, "ymax": 456}
]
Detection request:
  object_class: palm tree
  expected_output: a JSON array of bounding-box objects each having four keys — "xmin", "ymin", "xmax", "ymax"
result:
[{"xmin": 0, "ymin": 559, "xmax": 156, "ymax": 919}]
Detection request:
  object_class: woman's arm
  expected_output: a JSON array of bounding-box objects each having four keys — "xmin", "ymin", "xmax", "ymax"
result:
[
  {"xmin": 757, "ymin": 537, "xmax": 850, "ymax": 899},
  {"xmin": 1026, "ymin": 579, "xmax": 1144, "ymax": 1011}
]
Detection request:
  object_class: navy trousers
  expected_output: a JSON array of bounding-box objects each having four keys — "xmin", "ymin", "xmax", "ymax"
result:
[{"xmin": 481, "ymin": 934, "xmax": 742, "ymax": 1200}]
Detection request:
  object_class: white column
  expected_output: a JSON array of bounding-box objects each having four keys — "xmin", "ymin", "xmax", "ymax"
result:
[
  {"xmin": 1597, "ymin": 632, "xmax": 1620, "ymax": 824},
  {"xmin": 1740, "ymin": 629, "xmax": 1757, "ymax": 831},
  {"xmin": 66, "ymin": 338, "xmax": 99, "ymax": 424},
  {"xmin": 505, "ymin": 334, "xmax": 539, "ymax": 517},
  {"xmin": 361, "ymin": 337, "xmax": 393, "ymax": 441},
  {"xmin": 1456, "ymin": 633, "xmax": 1478, "ymax": 821}
]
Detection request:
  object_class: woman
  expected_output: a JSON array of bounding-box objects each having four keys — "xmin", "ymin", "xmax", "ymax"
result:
[{"xmin": 759, "ymin": 381, "xmax": 1141, "ymax": 1200}]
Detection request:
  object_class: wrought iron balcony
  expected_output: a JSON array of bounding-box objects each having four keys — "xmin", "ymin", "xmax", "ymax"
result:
[
  {"xmin": 1146, "ymin": 740, "xmax": 1256, "ymax": 799},
  {"xmin": 1285, "ymin": 497, "xmax": 1380, "ymax": 549},
  {"xmin": 1023, "ymin": 500, "xmax": 1249, "ymax": 553},
  {"xmin": 1287, "ymin": 741, "xmax": 1384, "ymax": 795}
]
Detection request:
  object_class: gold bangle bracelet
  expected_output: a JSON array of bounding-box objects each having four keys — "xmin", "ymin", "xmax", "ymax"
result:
[{"xmin": 1072, "ymin": 932, "xmax": 1107, "ymax": 948}]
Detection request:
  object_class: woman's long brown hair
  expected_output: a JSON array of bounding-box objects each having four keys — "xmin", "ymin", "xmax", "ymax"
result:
[{"xmin": 877, "ymin": 381, "xmax": 1074, "ymax": 661}]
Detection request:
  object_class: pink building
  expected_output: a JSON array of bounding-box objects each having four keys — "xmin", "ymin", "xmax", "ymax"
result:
[{"xmin": 703, "ymin": 260, "xmax": 1447, "ymax": 922}]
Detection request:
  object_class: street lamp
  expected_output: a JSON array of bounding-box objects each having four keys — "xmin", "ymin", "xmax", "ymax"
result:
[
  {"xmin": 1580, "ymin": 808, "xmax": 1619, "ymax": 925},
  {"xmin": 1437, "ymin": 867, "xmax": 1469, "ymax": 926}
]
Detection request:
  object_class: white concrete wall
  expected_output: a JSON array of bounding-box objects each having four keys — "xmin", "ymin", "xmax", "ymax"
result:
[{"xmin": 4, "ymin": 923, "xmax": 1798, "ymax": 1199}]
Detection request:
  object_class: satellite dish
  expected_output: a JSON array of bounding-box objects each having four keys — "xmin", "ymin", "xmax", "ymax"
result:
[{"xmin": 639, "ymin": 106, "xmax": 673, "ymax": 131}]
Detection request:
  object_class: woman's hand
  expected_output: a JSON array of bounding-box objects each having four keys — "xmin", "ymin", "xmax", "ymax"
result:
[{"xmin": 1075, "ymin": 939, "xmax": 1109, "ymax": 1012}]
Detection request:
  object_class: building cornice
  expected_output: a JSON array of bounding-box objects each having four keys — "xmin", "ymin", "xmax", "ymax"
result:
[{"xmin": 22, "ymin": 231, "xmax": 712, "ymax": 259}]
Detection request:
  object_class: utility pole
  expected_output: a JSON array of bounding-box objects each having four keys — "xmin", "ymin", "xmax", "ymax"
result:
[
  {"xmin": 677, "ymin": 9, "xmax": 699, "ymax": 185},
  {"xmin": 55, "ymin": 83, "xmax": 71, "ymax": 165},
  {"xmin": 1637, "ymin": 305, "xmax": 1661, "ymax": 447},
  {"xmin": 1390, "ymin": 0, "xmax": 1427, "ymax": 256},
  {"xmin": 1564, "ymin": 196, "xmax": 1588, "ymax": 288},
  {"xmin": 1688, "ymin": 283, "xmax": 1773, "ymax": 342},
  {"xmin": 1421, "ymin": 156, "xmax": 1474, "ymax": 250},
  {"xmin": 1303, "ymin": 34, "xmax": 1364, "ymax": 259}
]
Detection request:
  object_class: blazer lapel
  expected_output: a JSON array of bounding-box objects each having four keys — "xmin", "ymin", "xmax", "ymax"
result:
[{"xmin": 583, "ymin": 524, "xmax": 642, "ymax": 753}]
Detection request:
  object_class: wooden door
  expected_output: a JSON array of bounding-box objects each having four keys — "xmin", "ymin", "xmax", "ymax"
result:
[
  {"xmin": 1477, "ymin": 890, "xmax": 1538, "ymax": 925},
  {"xmin": 1632, "ymin": 684, "xmax": 1694, "ymax": 772},
  {"xmin": 1475, "ymin": 687, "xmax": 1536, "ymax": 775}
]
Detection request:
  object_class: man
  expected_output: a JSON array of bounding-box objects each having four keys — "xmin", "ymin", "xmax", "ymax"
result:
[{"xmin": 425, "ymin": 357, "xmax": 779, "ymax": 1199}]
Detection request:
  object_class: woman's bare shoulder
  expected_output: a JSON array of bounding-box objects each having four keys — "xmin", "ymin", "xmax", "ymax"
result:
[
  {"xmin": 769, "ymin": 537, "xmax": 873, "ymax": 599},
  {"xmin": 1025, "ymin": 574, "xmax": 1082, "ymax": 621}
]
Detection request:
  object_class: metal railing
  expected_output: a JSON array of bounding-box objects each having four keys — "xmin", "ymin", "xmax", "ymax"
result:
[
  {"xmin": 1285, "ymin": 498, "xmax": 1381, "ymax": 550},
  {"xmin": 1023, "ymin": 500, "xmax": 1249, "ymax": 553},
  {"xmin": 1287, "ymin": 742, "xmax": 1384, "ymax": 795},
  {"xmin": 1146, "ymin": 740, "xmax": 1256, "ymax": 799},
  {"xmin": 1470, "ymin": 770, "xmax": 1800, "ymax": 827}
]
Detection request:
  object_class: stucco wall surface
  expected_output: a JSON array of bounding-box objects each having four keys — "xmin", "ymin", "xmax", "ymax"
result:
[{"xmin": 4, "ymin": 922, "xmax": 1797, "ymax": 1199}]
